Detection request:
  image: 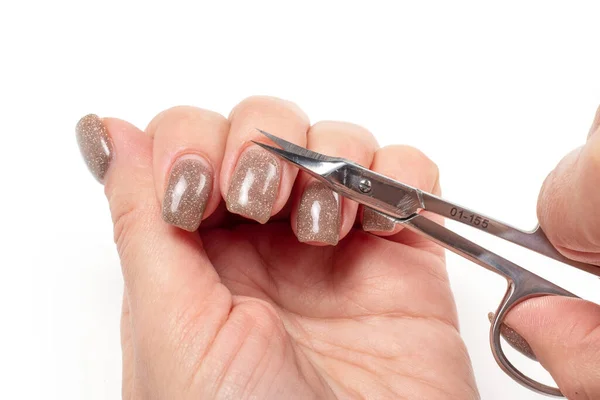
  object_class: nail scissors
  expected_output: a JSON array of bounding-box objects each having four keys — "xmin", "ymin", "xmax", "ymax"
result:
[{"xmin": 253, "ymin": 129, "xmax": 599, "ymax": 398}]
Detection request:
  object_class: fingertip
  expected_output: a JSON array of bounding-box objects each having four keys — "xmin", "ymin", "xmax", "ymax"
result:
[
  {"xmin": 360, "ymin": 207, "xmax": 401, "ymax": 235},
  {"xmin": 149, "ymin": 106, "xmax": 229, "ymax": 231},
  {"xmin": 100, "ymin": 117, "xmax": 154, "ymax": 195},
  {"xmin": 537, "ymin": 138, "xmax": 600, "ymax": 261},
  {"xmin": 76, "ymin": 114, "xmax": 113, "ymax": 184},
  {"xmin": 76, "ymin": 115, "xmax": 147, "ymax": 186}
]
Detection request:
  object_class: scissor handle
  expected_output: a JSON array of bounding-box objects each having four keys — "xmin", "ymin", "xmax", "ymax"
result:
[
  {"xmin": 401, "ymin": 214, "xmax": 579, "ymax": 397},
  {"xmin": 490, "ymin": 269, "xmax": 577, "ymax": 397}
]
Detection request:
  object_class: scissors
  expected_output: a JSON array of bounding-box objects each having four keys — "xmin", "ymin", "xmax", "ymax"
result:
[{"xmin": 253, "ymin": 129, "xmax": 599, "ymax": 398}]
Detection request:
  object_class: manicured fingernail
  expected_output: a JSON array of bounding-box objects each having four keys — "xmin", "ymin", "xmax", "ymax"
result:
[
  {"xmin": 589, "ymin": 105, "xmax": 600, "ymax": 139},
  {"xmin": 297, "ymin": 181, "xmax": 340, "ymax": 245},
  {"xmin": 488, "ymin": 312, "xmax": 537, "ymax": 361},
  {"xmin": 162, "ymin": 156, "xmax": 213, "ymax": 232},
  {"xmin": 226, "ymin": 146, "xmax": 280, "ymax": 223},
  {"xmin": 362, "ymin": 208, "xmax": 396, "ymax": 232},
  {"xmin": 76, "ymin": 114, "xmax": 113, "ymax": 183}
]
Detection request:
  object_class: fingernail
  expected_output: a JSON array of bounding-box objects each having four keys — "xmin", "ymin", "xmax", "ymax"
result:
[
  {"xmin": 488, "ymin": 312, "xmax": 537, "ymax": 361},
  {"xmin": 362, "ymin": 208, "xmax": 397, "ymax": 232},
  {"xmin": 297, "ymin": 181, "xmax": 340, "ymax": 245},
  {"xmin": 226, "ymin": 146, "xmax": 280, "ymax": 223},
  {"xmin": 162, "ymin": 156, "xmax": 213, "ymax": 232},
  {"xmin": 588, "ymin": 105, "xmax": 600, "ymax": 139},
  {"xmin": 76, "ymin": 114, "xmax": 113, "ymax": 183}
]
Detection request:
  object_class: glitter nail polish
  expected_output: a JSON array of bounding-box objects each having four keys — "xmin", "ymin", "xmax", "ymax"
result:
[
  {"xmin": 296, "ymin": 181, "xmax": 340, "ymax": 245},
  {"xmin": 76, "ymin": 114, "xmax": 113, "ymax": 183},
  {"xmin": 226, "ymin": 146, "xmax": 281, "ymax": 223},
  {"xmin": 488, "ymin": 312, "xmax": 537, "ymax": 361},
  {"xmin": 162, "ymin": 156, "xmax": 213, "ymax": 232},
  {"xmin": 362, "ymin": 207, "xmax": 397, "ymax": 233}
]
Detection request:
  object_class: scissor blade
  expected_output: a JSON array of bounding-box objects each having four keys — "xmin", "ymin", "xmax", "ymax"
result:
[
  {"xmin": 253, "ymin": 135, "xmax": 424, "ymax": 219},
  {"xmin": 252, "ymin": 140, "xmax": 346, "ymax": 179},
  {"xmin": 256, "ymin": 129, "xmax": 340, "ymax": 163}
]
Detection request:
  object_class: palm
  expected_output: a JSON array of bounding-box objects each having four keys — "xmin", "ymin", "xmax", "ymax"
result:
[{"xmin": 188, "ymin": 221, "xmax": 479, "ymax": 399}]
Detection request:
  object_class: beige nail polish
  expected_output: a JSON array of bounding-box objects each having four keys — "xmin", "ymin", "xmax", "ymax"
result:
[
  {"xmin": 76, "ymin": 114, "xmax": 113, "ymax": 183},
  {"xmin": 297, "ymin": 181, "xmax": 340, "ymax": 245},
  {"xmin": 362, "ymin": 207, "xmax": 397, "ymax": 233},
  {"xmin": 226, "ymin": 146, "xmax": 281, "ymax": 223},
  {"xmin": 488, "ymin": 312, "xmax": 537, "ymax": 361},
  {"xmin": 162, "ymin": 156, "xmax": 213, "ymax": 232}
]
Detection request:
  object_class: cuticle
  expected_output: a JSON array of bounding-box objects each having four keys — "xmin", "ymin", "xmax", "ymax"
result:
[{"xmin": 167, "ymin": 151, "xmax": 215, "ymax": 189}]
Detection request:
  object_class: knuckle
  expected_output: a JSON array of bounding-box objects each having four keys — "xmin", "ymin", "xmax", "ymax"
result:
[
  {"xmin": 113, "ymin": 206, "xmax": 141, "ymax": 260},
  {"xmin": 229, "ymin": 95, "xmax": 308, "ymax": 123},
  {"xmin": 112, "ymin": 205, "xmax": 138, "ymax": 258},
  {"xmin": 311, "ymin": 120, "xmax": 377, "ymax": 145},
  {"xmin": 308, "ymin": 121, "xmax": 379, "ymax": 162},
  {"xmin": 378, "ymin": 144, "xmax": 439, "ymax": 181},
  {"xmin": 147, "ymin": 106, "xmax": 226, "ymax": 138},
  {"xmin": 109, "ymin": 197, "xmax": 158, "ymax": 267}
]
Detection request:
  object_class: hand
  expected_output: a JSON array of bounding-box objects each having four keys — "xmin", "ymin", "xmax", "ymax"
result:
[
  {"xmin": 505, "ymin": 106, "xmax": 600, "ymax": 399},
  {"xmin": 76, "ymin": 97, "xmax": 478, "ymax": 399}
]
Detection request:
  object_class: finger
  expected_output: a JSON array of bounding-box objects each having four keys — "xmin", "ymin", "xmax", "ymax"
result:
[
  {"xmin": 147, "ymin": 106, "xmax": 229, "ymax": 232},
  {"xmin": 504, "ymin": 296, "xmax": 600, "ymax": 399},
  {"xmin": 537, "ymin": 105, "xmax": 600, "ymax": 264},
  {"xmin": 358, "ymin": 145, "xmax": 443, "ymax": 254},
  {"xmin": 291, "ymin": 121, "xmax": 378, "ymax": 245},
  {"xmin": 75, "ymin": 114, "xmax": 229, "ymax": 335},
  {"xmin": 360, "ymin": 145, "xmax": 441, "ymax": 233},
  {"xmin": 222, "ymin": 96, "xmax": 310, "ymax": 223}
]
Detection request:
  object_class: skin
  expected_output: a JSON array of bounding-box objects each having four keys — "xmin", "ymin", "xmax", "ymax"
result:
[{"xmin": 83, "ymin": 98, "xmax": 600, "ymax": 399}]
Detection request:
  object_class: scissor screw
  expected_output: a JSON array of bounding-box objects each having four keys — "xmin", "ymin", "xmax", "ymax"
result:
[{"xmin": 359, "ymin": 179, "xmax": 372, "ymax": 193}]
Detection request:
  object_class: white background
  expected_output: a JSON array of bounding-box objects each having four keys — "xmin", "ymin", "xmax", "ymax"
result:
[{"xmin": 1, "ymin": 1, "xmax": 599, "ymax": 399}]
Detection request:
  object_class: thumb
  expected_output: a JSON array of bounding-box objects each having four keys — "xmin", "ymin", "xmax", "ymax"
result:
[
  {"xmin": 537, "ymin": 105, "xmax": 600, "ymax": 263},
  {"xmin": 505, "ymin": 297, "xmax": 600, "ymax": 399}
]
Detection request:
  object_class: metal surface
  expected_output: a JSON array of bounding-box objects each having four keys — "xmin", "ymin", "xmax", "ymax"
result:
[
  {"xmin": 421, "ymin": 193, "xmax": 600, "ymax": 277},
  {"xmin": 255, "ymin": 129, "xmax": 599, "ymax": 398}
]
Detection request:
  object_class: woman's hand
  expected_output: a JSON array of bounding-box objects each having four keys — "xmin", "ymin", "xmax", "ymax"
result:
[
  {"xmin": 76, "ymin": 97, "xmax": 478, "ymax": 399},
  {"xmin": 506, "ymin": 106, "xmax": 600, "ymax": 399}
]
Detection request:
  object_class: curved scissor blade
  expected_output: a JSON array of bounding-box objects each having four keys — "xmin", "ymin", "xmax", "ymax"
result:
[
  {"xmin": 253, "ymin": 129, "xmax": 424, "ymax": 219},
  {"xmin": 256, "ymin": 129, "xmax": 341, "ymax": 163},
  {"xmin": 252, "ymin": 140, "xmax": 346, "ymax": 178}
]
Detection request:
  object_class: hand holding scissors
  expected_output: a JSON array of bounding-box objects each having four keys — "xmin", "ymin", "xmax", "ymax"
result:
[{"xmin": 254, "ymin": 127, "xmax": 600, "ymax": 398}]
